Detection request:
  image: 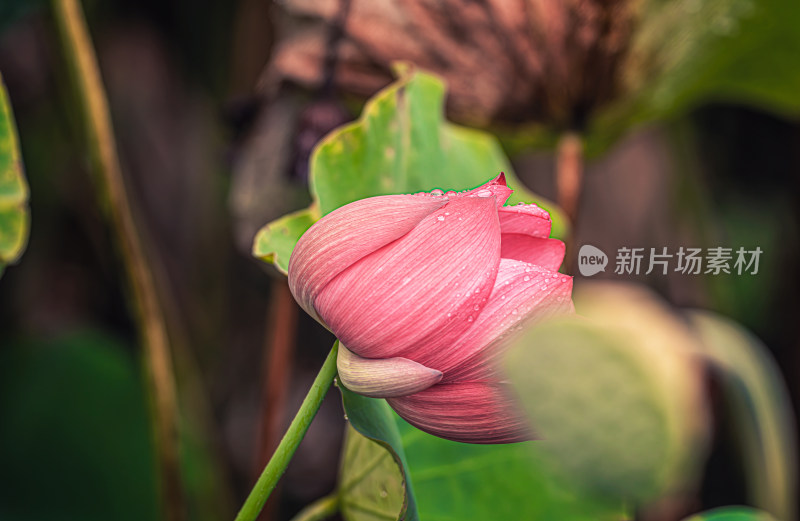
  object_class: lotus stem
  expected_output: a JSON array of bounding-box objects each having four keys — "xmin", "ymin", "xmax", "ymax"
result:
[{"xmin": 235, "ymin": 342, "xmax": 340, "ymax": 521}]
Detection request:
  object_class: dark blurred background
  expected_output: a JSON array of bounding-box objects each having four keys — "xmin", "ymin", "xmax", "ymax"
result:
[{"xmin": 0, "ymin": 1, "xmax": 797, "ymax": 520}]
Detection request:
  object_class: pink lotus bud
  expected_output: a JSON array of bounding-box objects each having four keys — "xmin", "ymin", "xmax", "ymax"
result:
[{"xmin": 288, "ymin": 175, "xmax": 574, "ymax": 443}]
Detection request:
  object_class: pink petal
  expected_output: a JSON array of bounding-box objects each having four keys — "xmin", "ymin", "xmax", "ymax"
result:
[
  {"xmin": 288, "ymin": 195, "xmax": 447, "ymax": 323},
  {"xmin": 337, "ymin": 343, "xmax": 442, "ymax": 398},
  {"xmin": 458, "ymin": 172, "xmax": 512, "ymax": 206},
  {"xmin": 498, "ymin": 204, "xmax": 552, "ymax": 238},
  {"xmin": 315, "ymin": 196, "xmax": 501, "ymax": 361},
  {"xmin": 438, "ymin": 258, "xmax": 574, "ymax": 382},
  {"xmin": 500, "ymin": 235, "xmax": 565, "ymax": 271},
  {"xmin": 387, "ymin": 382, "xmax": 532, "ymax": 444}
]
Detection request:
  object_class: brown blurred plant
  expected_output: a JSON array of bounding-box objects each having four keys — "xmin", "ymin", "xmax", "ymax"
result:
[{"xmin": 262, "ymin": 0, "xmax": 635, "ymax": 130}]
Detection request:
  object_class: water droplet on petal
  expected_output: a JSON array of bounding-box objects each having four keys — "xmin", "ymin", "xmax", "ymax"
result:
[
  {"xmin": 523, "ymin": 276, "xmax": 530, "ymax": 282},
  {"xmin": 437, "ymin": 215, "xmax": 445, "ymax": 222},
  {"xmin": 431, "ymin": 189, "xmax": 444, "ymax": 196},
  {"xmin": 473, "ymin": 304, "xmax": 480, "ymax": 311},
  {"xmin": 467, "ymin": 316, "xmax": 474, "ymax": 322},
  {"xmin": 511, "ymin": 309, "xmax": 518, "ymax": 315},
  {"xmin": 476, "ymin": 189, "xmax": 493, "ymax": 197}
]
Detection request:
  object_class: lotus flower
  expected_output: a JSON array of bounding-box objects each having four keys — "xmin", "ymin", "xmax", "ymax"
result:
[{"xmin": 288, "ymin": 175, "xmax": 573, "ymax": 443}]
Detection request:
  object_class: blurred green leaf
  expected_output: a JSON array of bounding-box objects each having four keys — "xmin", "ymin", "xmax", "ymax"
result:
[
  {"xmin": 397, "ymin": 419, "xmax": 626, "ymax": 521},
  {"xmin": 681, "ymin": 506, "xmax": 778, "ymax": 521},
  {"xmin": 339, "ymin": 386, "xmax": 417, "ymax": 521},
  {"xmin": 505, "ymin": 283, "xmax": 708, "ymax": 503},
  {"xmin": 689, "ymin": 311, "xmax": 797, "ymax": 521},
  {"xmin": 0, "ymin": 73, "xmax": 30, "ymax": 278},
  {"xmin": 589, "ymin": 0, "xmax": 800, "ymax": 155},
  {"xmin": 0, "ymin": 330, "xmax": 158, "ymax": 521},
  {"xmin": 254, "ymin": 65, "xmax": 567, "ymax": 273}
]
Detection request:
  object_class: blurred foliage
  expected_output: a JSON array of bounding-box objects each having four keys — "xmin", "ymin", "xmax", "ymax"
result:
[
  {"xmin": 681, "ymin": 506, "xmax": 778, "ymax": 521},
  {"xmin": 0, "ymin": 74, "xmax": 29, "ymax": 278},
  {"xmin": 254, "ymin": 65, "xmax": 567, "ymax": 274},
  {"xmin": 0, "ymin": 330, "xmax": 159, "ymax": 521},
  {"xmin": 586, "ymin": 0, "xmax": 800, "ymax": 155},
  {"xmin": 506, "ymin": 283, "xmax": 708, "ymax": 504},
  {"xmin": 690, "ymin": 311, "xmax": 797, "ymax": 521}
]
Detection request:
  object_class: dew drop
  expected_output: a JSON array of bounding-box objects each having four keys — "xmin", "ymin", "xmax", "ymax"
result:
[
  {"xmin": 447, "ymin": 312, "xmax": 452, "ymax": 317},
  {"xmin": 511, "ymin": 309, "xmax": 518, "ymax": 315},
  {"xmin": 437, "ymin": 215, "xmax": 445, "ymax": 222},
  {"xmin": 467, "ymin": 316, "xmax": 474, "ymax": 322},
  {"xmin": 431, "ymin": 189, "xmax": 444, "ymax": 196},
  {"xmin": 523, "ymin": 276, "xmax": 530, "ymax": 282},
  {"xmin": 473, "ymin": 304, "xmax": 480, "ymax": 311},
  {"xmin": 343, "ymin": 414, "xmax": 349, "ymax": 421},
  {"xmin": 500, "ymin": 295, "xmax": 506, "ymax": 300},
  {"xmin": 476, "ymin": 189, "xmax": 492, "ymax": 197}
]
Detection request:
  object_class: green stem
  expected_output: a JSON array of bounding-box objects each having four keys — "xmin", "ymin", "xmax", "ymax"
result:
[
  {"xmin": 235, "ymin": 341, "xmax": 340, "ymax": 521},
  {"xmin": 288, "ymin": 494, "xmax": 340, "ymax": 521}
]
